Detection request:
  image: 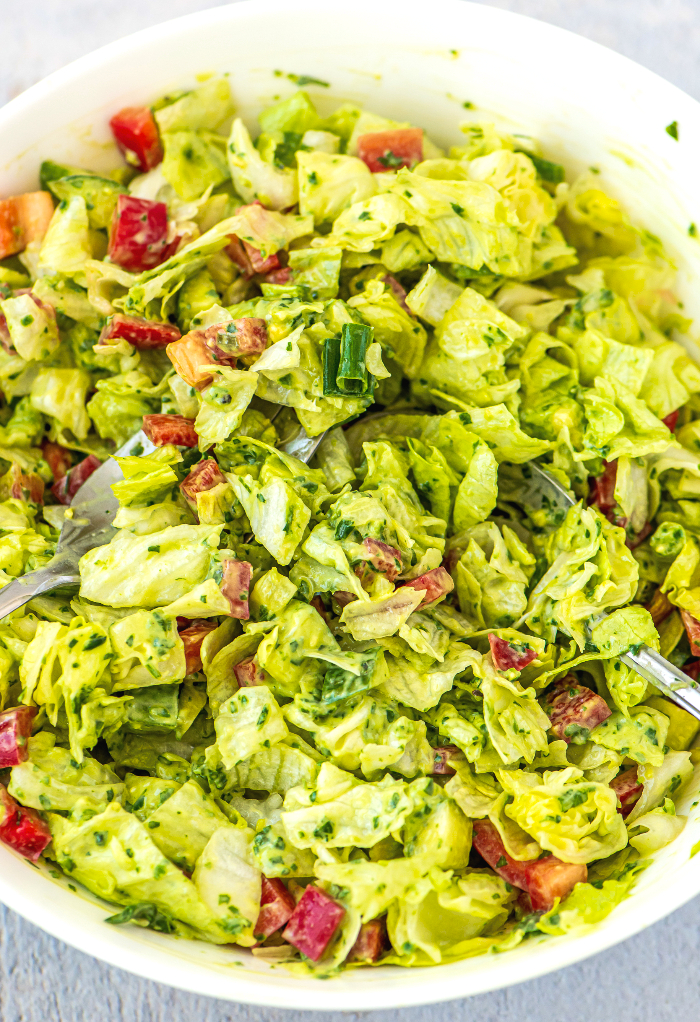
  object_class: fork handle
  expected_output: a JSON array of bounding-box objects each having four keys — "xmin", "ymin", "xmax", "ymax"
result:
[
  {"xmin": 0, "ymin": 567, "xmax": 80, "ymax": 620},
  {"xmin": 622, "ymin": 645, "xmax": 700, "ymax": 722}
]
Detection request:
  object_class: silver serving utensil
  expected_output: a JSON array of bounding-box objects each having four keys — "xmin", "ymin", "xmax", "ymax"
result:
[
  {"xmin": 0, "ymin": 431, "xmax": 154, "ymax": 619},
  {"xmin": 504, "ymin": 461, "xmax": 700, "ymax": 721}
]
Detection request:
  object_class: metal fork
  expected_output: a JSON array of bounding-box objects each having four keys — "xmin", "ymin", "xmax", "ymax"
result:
[
  {"xmin": 502, "ymin": 462, "xmax": 700, "ymax": 721},
  {"xmin": 0, "ymin": 417, "xmax": 326, "ymax": 621}
]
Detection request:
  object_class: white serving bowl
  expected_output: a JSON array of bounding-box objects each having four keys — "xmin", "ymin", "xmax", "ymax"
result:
[{"xmin": 2, "ymin": 0, "xmax": 700, "ymax": 1008}]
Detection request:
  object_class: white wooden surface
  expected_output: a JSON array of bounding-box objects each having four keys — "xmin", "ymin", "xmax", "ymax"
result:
[{"xmin": 2, "ymin": 1, "xmax": 700, "ymax": 1018}]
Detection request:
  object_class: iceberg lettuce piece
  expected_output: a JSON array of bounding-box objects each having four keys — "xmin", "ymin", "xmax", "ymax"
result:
[
  {"xmin": 161, "ymin": 130, "xmax": 230, "ymax": 201},
  {"xmin": 282, "ymin": 774, "xmax": 414, "ymax": 849},
  {"xmin": 145, "ymin": 778, "xmax": 231, "ymax": 870},
  {"xmin": 454, "ymin": 522, "xmax": 531, "ymax": 630},
  {"xmin": 79, "ymin": 523, "xmax": 224, "ymax": 608},
  {"xmin": 38, "ymin": 195, "xmax": 92, "ymax": 276},
  {"xmin": 379, "ymin": 641, "xmax": 480, "ymax": 711},
  {"xmin": 8, "ymin": 732, "xmax": 123, "ymax": 812},
  {"xmin": 347, "ymin": 279, "xmax": 427, "ymax": 379},
  {"xmin": 1, "ymin": 293, "xmax": 60, "ymax": 361},
  {"xmin": 193, "ymin": 826, "xmax": 260, "ymax": 946},
  {"xmin": 626, "ymin": 750, "xmax": 693, "ymax": 825},
  {"xmin": 111, "ymin": 446, "xmax": 181, "ymax": 508},
  {"xmin": 204, "ymin": 737, "xmax": 320, "ymax": 795},
  {"xmin": 259, "ymin": 90, "xmax": 320, "ymax": 135},
  {"xmin": 215, "ymin": 685, "xmax": 289, "ymax": 768},
  {"xmin": 229, "ymin": 473, "xmax": 310, "ymax": 566},
  {"xmin": 456, "ymin": 404, "xmax": 552, "ymax": 463},
  {"xmin": 482, "ymin": 670, "xmax": 550, "ymax": 765},
  {"xmin": 287, "ymin": 247, "xmax": 342, "ymax": 300},
  {"xmin": 297, "ymin": 152, "xmax": 376, "ymax": 224},
  {"xmin": 589, "ymin": 706, "xmax": 669, "ymax": 767},
  {"xmin": 155, "ymin": 78, "xmax": 234, "ymax": 133},
  {"xmin": 628, "ymin": 797, "xmax": 686, "ymax": 856},
  {"xmin": 381, "ymin": 230, "xmax": 433, "ymax": 274},
  {"xmin": 227, "ymin": 118, "xmax": 297, "ymax": 210},
  {"xmin": 405, "ymin": 265, "xmax": 463, "ymax": 326},
  {"xmin": 499, "ymin": 765, "xmax": 628, "ymax": 864},
  {"xmin": 49, "ymin": 801, "xmax": 228, "ymax": 942},
  {"xmin": 31, "ymin": 368, "xmax": 91, "ymax": 440},
  {"xmin": 87, "ymin": 369, "xmax": 163, "ymax": 448},
  {"xmin": 312, "ymin": 193, "xmax": 413, "ymax": 253},
  {"xmin": 195, "ymin": 368, "xmax": 259, "ymax": 449},
  {"xmin": 109, "ymin": 610, "xmax": 186, "ymax": 690}
]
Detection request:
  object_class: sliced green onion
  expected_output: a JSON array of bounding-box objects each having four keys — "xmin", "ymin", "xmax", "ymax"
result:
[
  {"xmin": 322, "ymin": 336, "xmax": 344, "ymax": 396},
  {"xmin": 338, "ymin": 322, "xmax": 372, "ymax": 394}
]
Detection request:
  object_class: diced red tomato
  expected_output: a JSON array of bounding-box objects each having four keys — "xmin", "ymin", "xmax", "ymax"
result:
[
  {"xmin": 225, "ymin": 236, "xmax": 255, "ymax": 279},
  {"xmin": 166, "ymin": 332, "xmax": 218, "ymax": 390},
  {"xmin": 52, "ymin": 454, "xmax": 101, "ymax": 505},
  {"xmin": 282, "ymin": 884, "xmax": 345, "ymax": 961},
  {"xmin": 382, "ymin": 274, "xmax": 412, "ymax": 314},
  {"xmin": 109, "ymin": 106, "xmax": 163, "ymax": 172},
  {"xmin": 663, "ymin": 410, "xmax": 679, "ymax": 432},
  {"xmin": 142, "ymin": 413, "xmax": 198, "ymax": 448},
  {"xmin": 489, "ymin": 633, "xmax": 538, "ymax": 673},
  {"xmin": 263, "ymin": 267, "xmax": 292, "ymax": 285},
  {"xmin": 221, "ymin": 559, "xmax": 252, "ymax": 620},
  {"xmin": 233, "ymin": 656, "xmax": 267, "ymax": 687},
  {"xmin": 4, "ymin": 463, "xmax": 44, "ymax": 504},
  {"xmin": 255, "ymin": 877, "xmax": 297, "ymax": 940},
  {"xmin": 348, "ymin": 918, "xmax": 387, "ymax": 963},
  {"xmin": 180, "ymin": 458, "xmax": 227, "ymax": 505},
  {"xmin": 243, "ymin": 242, "xmax": 280, "ymax": 276},
  {"xmin": 0, "ymin": 784, "xmax": 51, "ymax": 862},
  {"xmin": 202, "ymin": 318, "xmax": 268, "ymax": 359},
  {"xmin": 41, "ymin": 441, "xmax": 72, "ymax": 483},
  {"xmin": 589, "ymin": 460, "xmax": 617, "ymax": 514},
  {"xmin": 100, "ymin": 314, "xmax": 181, "ymax": 350},
  {"xmin": 179, "ymin": 620, "xmax": 217, "ymax": 675},
  {"xmin": 431, "ymin": 745, "xmax": 462, "ymax": 775},
  {"xmin": 404, "ymin": 566, "xmax": 454, "ymax": 606},
  {"xmin": 681, "ymin": 609, "xmax": 700, "ymax": 656},
  {"xmin": 472, "ymin": 819, "xmax": 586, "ymax": 913},
  {"xmin": 108, "ymin": 195, "xmax": 169, "ymax": 272},
  {"xmin": 357, "ymin": 128, "xmax": 424, "ymax": 173},
  {"xmin": 0, "ymin": 706, "xmax": 37, "ymax": 768},
  {"xmin": 544, "ymin": 676, "xmax": 612, "ymax": 743},
  {"xmin": 645, "ymin": 588, "xmax": 674, "ymax": 627},
  {"xmin": 0, "ymin": 191, "xmax": 54, "ymax": 260},
  {"xmin": 310, "ymin": 595, "xmax": 329, "ymax": 624},
  {"xmin": 360, "ymin": 538, "xmax": 402, "ymax": 582},
  {"xmin": 684, "ymin": 660, "xmax": 700, "ymax": 681},
  {"xmin": 610, "ymin": 766, "xmax": 643, "ymax": 818}
]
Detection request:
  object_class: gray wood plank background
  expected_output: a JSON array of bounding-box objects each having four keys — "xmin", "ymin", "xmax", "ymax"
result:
[{"xmin": 2, "ymin": 1, "xmax": 700, "ymax": 1018}]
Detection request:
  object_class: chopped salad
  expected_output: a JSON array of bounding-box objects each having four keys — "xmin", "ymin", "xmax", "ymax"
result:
[{"xmin": 0, "ymin": 75, "xmax": 699, "ymax": 973}]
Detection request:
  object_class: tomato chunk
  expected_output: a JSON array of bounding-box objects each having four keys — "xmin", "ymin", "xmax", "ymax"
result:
[
  {"xmin": 180, "ymin": 459, "xmax": 227, "ymax": 505},
  {"xmin": 348, "ymin": 918, "xmax": 387, "ymax": 963},
  {"xmin": 108, "ymin": 194, "xmax": 169, "ymax": 272},
  {"xmin": 681, "ymin": 609, "xmax": 700, "ymax": 656},
  {"xmin": 203, "ymin": 318, "xmax": 268, "ymax": 360},
  {"xmin": 4, "ymin": 463, "xmax": 44, "ymax": 504},
  {"xmin": 178, "ymin": 620, "xmax": 217, "ymax": 675},
  {"xmin": 610, "ymin": 766, "xmax": 643, "ymax": 818},
  {"xmin": 310, "ymin": 595, "xmax": 329, "ymax": 624},
  {"xmin": 53, "ymin": 454, "xmax": 101, "ymax": 505},
  {"xmin": 0, "ymin": 784, "xmax": 51, "ymax": 862},
  {"xmin": 282, "ymin": 884, "xmax": 345, "ymax": 961},
  {"xmin": 472, "ymin": 819, "xmax": 586, "ymax": 913},
  {"xmin": 233, "ymin": 656, "xmax": 267, "ymax": 687},
  {"xmin": 544, "ymin": 676, "xmax": 611, "ymax": 743},
  {"xmin": 357, "ymin": 128, "xmax": 423, "ymax": 173},
  {"xmin": 166, "ymin": 332, "xmax": 218, "ymax": 390},
  {"xmin": 263, "ymin": 267, "xmax": 292, "ymax": 285},
  {"xmin": 42, "ymin": 441, "xmax": 72, "ymax": 483},
  {"xmin": 255, "ymin": 877, "xmax": 297, "ymax": 939},
  {"xmin": 100, "ymin": 314, "xmax": 181, "ymax": 350},
  {"xmin": 589, "ymin": 460, "xmax": 617, "ymax": 514},
  {"xmin": 404, "ymin": 566, "xmax": 454, "ymax": 606},
  {"xmin": 489, "ymin": 634, "xmax": 538, "ymax": 673},
  {"xmin": 225, "ymin": 236, "xmax": 255, "ymax": 279},
  {"xmin": 0, "ymin": 191, "xmax": 54, "ymax": 259},
  {"xmin": 142, "ymin": 413, "xmax": 198, "ymax": 448},
  {"xmin": 221, "ymin": 559, "xmax": 252, "ymax": 619},
  {"xmin": 0, "ymin": 706, "xmax": 37, "ymax": 768},
  {"xmin": 382, "ymin": 273, "xmax": 412, "ymax": 314},
  {"xmin": 663, "ymin": 410, "xmax": 679, "ymax": 432},
  {"xmin": 332, "ymin": 590, "xmax": 358, "ymax": 610},
  {"xmin": 360, "ymin": 538, "xmax": 402, "ymax": 582},
  {"xmin": 431, "ymin": 745, "xmax": 462, "ymax": 775},
  {"xmin": 110, "ymin": 106, "xmax": 163, "ymax": 172},
  {"xmin": 645, "ymin": 588, "xmax": 674, "ymax": 626}
]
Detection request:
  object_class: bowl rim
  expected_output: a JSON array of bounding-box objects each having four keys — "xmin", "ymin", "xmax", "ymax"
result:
[{"xmin": 2, "ymin": 0, "xmax": 700, "ymax": 1008}]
